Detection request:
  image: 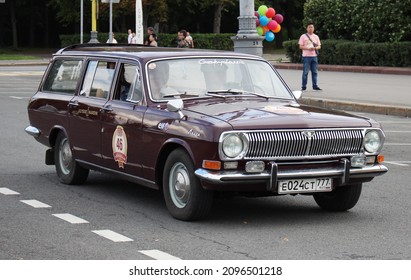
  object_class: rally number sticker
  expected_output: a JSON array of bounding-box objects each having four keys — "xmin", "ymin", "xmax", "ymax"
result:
[{"xmin": 112, "ymin": 126, "xmax": 128, "ymax": 168}]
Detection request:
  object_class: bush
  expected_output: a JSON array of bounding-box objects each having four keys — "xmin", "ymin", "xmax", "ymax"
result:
[
  {"xmin": 283, "ymin": 40, "xmax": 411, "ymax": 67},
  {"xmin": 304, "ymin": 0, "xmax": 411, "ymax": 43}
]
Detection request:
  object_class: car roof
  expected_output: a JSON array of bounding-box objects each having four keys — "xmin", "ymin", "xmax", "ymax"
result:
[{"xmin": 55, "ymin": 43, "xmax": 263, "ymax": 62}]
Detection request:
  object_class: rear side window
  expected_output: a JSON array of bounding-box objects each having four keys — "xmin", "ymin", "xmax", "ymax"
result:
[
  {"xmin": 43, "ymin": 59, "xmax": 83, "ymax": 94},
  {"xmin": 81, "ymin": 60, "xmax": 116, "ymax": 99}
]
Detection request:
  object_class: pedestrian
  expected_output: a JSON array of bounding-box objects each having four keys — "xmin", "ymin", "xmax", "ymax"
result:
[
  {"xmin": 127, "ymin": 29, "xmax": 133, "ymax": 44},
  {"xmin": 176, "ymin": 30, "xmax": 191, "ymax": 48},
  {"xmin": 186, "ymin": 31, "xmax": 194, "ymax": 48},
  {"xmin": 131, "ymin": 32, "xmax": 137, "ymax": 44},
  {"xmin": 106, "ymin": 32, "xmax": 118, "ymax": 44},
  {"xmin": 144, "ymin": 27, "xmax": 157, "ymax": 46},
  {"xmin": 148, "ymin": 34, "xmax": 158, "ymax": 47},
  {"xmin": 298, "ymin": 22, "xmax": 321, "ymax": 91}
]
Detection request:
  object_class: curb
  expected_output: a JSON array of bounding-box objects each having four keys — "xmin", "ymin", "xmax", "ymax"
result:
[
  {"xmin": 300, "ymin": 97, "xmax": 411, "ymax": 117},
  {"xmin": 272, "ymin": 63, "xmax": 411, "ymax": 76}
]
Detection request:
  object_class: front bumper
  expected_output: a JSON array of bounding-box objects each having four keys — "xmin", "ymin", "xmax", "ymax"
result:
[
  {"xmin": 25, "ymin": 125, "xmax": 41, "ymax": 138},
  {"xmin": 195, "ymin": 160, "xmax": 388, "ymax": 191}
]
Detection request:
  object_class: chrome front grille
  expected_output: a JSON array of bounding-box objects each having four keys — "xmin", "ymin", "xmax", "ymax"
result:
[{"xmin": 245, "ymin": 129, "xmax": 364, "ymax": 160}]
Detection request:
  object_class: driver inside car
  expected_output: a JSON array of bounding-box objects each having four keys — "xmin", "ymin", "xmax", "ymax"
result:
[{"xmin": 148, "ymin": 62, "xmax": 178, "ymax": 99}]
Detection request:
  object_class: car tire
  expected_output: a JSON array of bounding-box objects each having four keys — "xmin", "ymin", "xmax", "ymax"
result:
[
  {"xmin": 55, "ymin": 132, "xmax": 89, "ymax": 185},
  {"xmin": 163, "ymin": 148, "xmax": 213, "ymax": 221},
  {"xmin": 313, "ymin": 183, "xmax": 362, "ymax": 211}
]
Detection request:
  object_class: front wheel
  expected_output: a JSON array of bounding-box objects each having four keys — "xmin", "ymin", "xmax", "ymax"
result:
[
  {"xmin": 54, "ymin": 132, "xmax": 89, "ymax": 185},
  {"xmin": 163, "ymin": 148, "xmax": 213, "ymax": 221},
  {"xmin": 313, "ymin": 183, "xmax": 362, "ymax": 211}
]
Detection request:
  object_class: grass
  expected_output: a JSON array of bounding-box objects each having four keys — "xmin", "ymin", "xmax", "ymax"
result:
[
  {"xmin": 0, "ymin": 54, "xmax": 39, "ymax": 60},
  {"xmin": 0, "ymin": 48, "xmax": 56, "ymax": 60}
]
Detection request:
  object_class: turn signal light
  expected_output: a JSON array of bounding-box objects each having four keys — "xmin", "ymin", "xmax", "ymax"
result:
[
  {"xmin": 377, "ymin": 154, "xmax": 385, "ymax": 163},
  {"xmin": 202, "ymin": 160, "xmax": 221, "ymax": 170}
]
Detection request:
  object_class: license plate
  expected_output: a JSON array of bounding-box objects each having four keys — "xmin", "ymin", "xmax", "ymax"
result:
[{"xmin": 278, "ymin": 178, "xmax": 333, "ymax": 194}]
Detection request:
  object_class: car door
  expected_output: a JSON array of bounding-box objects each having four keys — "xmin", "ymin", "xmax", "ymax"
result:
[
  {"xmin": 68, "ymin": 59, "xmax": 117, "ymax": 165},
  {"xmin": 33, "ymin": 58, "xmax": 84, "ymax": 144},
  {"xmin": 100, "ymin": 61, "xmax": 147, "ymax": 177}
]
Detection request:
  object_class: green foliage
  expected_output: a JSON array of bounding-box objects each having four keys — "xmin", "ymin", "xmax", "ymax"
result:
[
  {"xmin": 304, "ymin": 0, "xmax": 411, "ymax": 43},
  {"xmin": 59, "ymin": 33, "xmax": 235, "ymax": 51},
  {"xmin": 283, "ymin": 39, "xmax": 411, "ymax": 67}
]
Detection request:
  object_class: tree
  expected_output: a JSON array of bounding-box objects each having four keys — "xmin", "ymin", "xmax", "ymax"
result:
[{"xmin": 182, "ymin": 0, "xmax": 236, "ymax": 33}]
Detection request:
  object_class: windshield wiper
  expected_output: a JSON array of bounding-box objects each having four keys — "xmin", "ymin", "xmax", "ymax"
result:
[
  {"xmin": 162, "ymin": 91, "xmax": 200, "ymax": 98},
  {"xmin": 207, "ymin": 89, "xmax": 269, "ymax": 100}
]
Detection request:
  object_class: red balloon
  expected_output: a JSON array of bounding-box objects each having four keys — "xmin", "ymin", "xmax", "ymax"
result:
[
  {"xmin": 254, "ymin": 11, "xmax": 260, "ymax": 18},
  {"xmin": 267, "ymin": 20, "xmax": 278, "ymax": 31},
  {"xmin": 256, "ymin": 19, "xmax": 260, "ymax": 27},
  {"xmin": 274, "ymin": 14, "xmax": 284, "ymax": 24},
  {"xmin": 266, "ymin": 7, "xmax": 275, "ymax": 18}
]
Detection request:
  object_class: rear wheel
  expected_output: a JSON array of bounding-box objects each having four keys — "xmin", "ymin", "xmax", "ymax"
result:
[
  {"xmin": 163, "ymin": 148, "xmax": 213, "ymax": 221},
  {"xmin": 313, "ymin": 183, "xmax": 362, "ymax": 211},
  {"xmin": 54, "ymin": 132, "xmax": 89, "ymax": 185}
]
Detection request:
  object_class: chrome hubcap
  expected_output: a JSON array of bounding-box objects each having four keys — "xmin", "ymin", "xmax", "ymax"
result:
[
  {"xmin": 59, "ymin": 138, "xmax": 72, "ymax": 175},
  {"xmin": 169, "ymin": 162, "xmax": 190, "ymax": 208}
]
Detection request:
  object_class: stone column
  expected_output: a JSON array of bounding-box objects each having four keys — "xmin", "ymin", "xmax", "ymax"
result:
[{"xmin": 231, "ymin": 0, "xmax": 264, "ymax": 56}]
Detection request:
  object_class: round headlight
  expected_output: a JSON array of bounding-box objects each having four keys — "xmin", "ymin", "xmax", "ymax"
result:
[
  {"xmin": 364, "ymin": 130, "xmax": 382, "ymax": 153},
  {"xmin": 222, "ymin": 134, "xmax": 244, "ymax": 158}
]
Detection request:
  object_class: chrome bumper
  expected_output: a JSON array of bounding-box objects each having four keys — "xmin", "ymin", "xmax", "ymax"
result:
[
  {"xmin": 25, "ymin": 126, "xmax": 40, "ymax": 138},
  {"xmin": 195, "ymin": 161, "xmax": 388, "ymax": 190}
]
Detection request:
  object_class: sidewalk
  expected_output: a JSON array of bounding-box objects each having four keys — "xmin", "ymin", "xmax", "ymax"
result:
[
  {"xmin": 264, "ymin": 53, "xmax": 411, "ymax": 117},
  {"xmin": 1, "ymin": 54, "xmax": 410, "ymax": 117}
]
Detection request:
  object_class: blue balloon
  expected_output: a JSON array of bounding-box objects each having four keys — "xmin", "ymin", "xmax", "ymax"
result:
[
  {"xmin": 265, "ymin": 31, "xmax": 275, "ymax": 42},
  {"xmin": 259, "ymin": 16, "xmax": 269, "ymax": 27}
]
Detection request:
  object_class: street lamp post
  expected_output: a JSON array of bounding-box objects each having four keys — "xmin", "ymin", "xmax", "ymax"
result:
[
  {"xmin": 89, "ymin": 0, "xmax": 99, "ymax": 43},
  {"xmin": 231, "ymin": 0, "xmax": 264, "ymax": 56},
  {"xmin": 80, "ymin": 0, "xmax": 83, "ymax": 44},
  {"xmin": 108, "ymin": 0, "xmax": 113, "ymax": 43}
]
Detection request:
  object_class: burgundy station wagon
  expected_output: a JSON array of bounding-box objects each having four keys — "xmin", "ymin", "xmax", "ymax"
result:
[{"xmin": 25, "ymin": 44, "xmax": 388, "ymax": 220}]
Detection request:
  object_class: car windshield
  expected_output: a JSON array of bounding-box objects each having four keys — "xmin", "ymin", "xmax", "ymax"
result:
[{"xmin": 147, "ymin": 58, "xmax": 293, "ymax": 101}]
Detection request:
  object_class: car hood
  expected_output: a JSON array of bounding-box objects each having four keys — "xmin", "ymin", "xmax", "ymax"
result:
[{"xmin": 183, "ymin": 100, "xmax": 372, "ymax": 129}]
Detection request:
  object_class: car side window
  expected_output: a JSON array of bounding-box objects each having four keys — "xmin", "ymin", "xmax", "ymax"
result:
[
  {"xmin": 43, "ymin": 59, "xmax": 83, "ymax": 94},
  {"xmin": 113, "ymin": 63, "xmax": 142, "ymax": 102},
  {"xmin": 81, "ymin": 60, "xmax": 116, "ymax": 99}
]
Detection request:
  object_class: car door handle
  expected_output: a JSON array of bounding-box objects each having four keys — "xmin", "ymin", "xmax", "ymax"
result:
[{"xmin": 101, "ymin": 105, "xmax": 113, "ymax": 112}]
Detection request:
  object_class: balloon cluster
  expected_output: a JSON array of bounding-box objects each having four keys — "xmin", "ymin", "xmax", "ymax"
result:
[{"xmin": 255, "ymin": 5, "xmax": 283, "ymax": 42}]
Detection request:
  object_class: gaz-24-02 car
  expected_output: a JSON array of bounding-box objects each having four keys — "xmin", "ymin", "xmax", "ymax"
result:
[{"xmin": 25, "ymin": 44, "xmax": 388, "ymax": 220}]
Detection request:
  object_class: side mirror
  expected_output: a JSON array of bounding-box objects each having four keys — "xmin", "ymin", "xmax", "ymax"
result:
[
  {"xmin": 167, "ymin": 99, "xmax": 185, "ymax": 120},
  {"xmin": 292, "ymin": 90, "xmax": 302, "ymax": 100}
]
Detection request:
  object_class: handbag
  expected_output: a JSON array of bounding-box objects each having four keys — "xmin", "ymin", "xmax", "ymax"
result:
[{"xmin": 305, "ymin": 33, "xmax": 319, "ymax": 56}]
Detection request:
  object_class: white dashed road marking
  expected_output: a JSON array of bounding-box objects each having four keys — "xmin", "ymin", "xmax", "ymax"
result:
[
  {"xmin": 384, "ymin": 161, "xmax": 410, "ymax": 166},
  {"xmin": 92, "ymin": 230, "xmax": 133, "ymax": 242},
  {"xmin": 0, "ymin": 187, "xmax": 20, "ymax": 195},
  {"xmin": 139, "ymin": 249, "xmax": 182, "ymax": 260},
  {"xmin": 20, "ymin": 199, "xmax": 52, "ymax": 208},
  {"xmin": 9, "ymin": 96, "xmax": 25, "ymax": 100},
  {"xmin": 52, "ymin": 213, "xmax": 90, "ymax": 224}
]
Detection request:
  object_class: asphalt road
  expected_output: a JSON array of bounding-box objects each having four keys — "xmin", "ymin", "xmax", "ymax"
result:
[{"xmin": 0, "ymin": 66, "xmax": 410, "ymax": 260}]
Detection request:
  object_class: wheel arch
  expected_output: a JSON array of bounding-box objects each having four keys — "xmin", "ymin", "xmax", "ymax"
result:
[
  {"xmin": 155, "ymin": 138, "xmax": 196, "ymax": 188},
  {"xmin": 48, "ymin": 126, "xmax": 68, "ymax": 148}
]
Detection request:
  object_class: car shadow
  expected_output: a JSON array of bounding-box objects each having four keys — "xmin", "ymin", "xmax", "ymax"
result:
[{"xmin": 45, "ymin": 171, "xmax": 366, "ymax": 226}]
